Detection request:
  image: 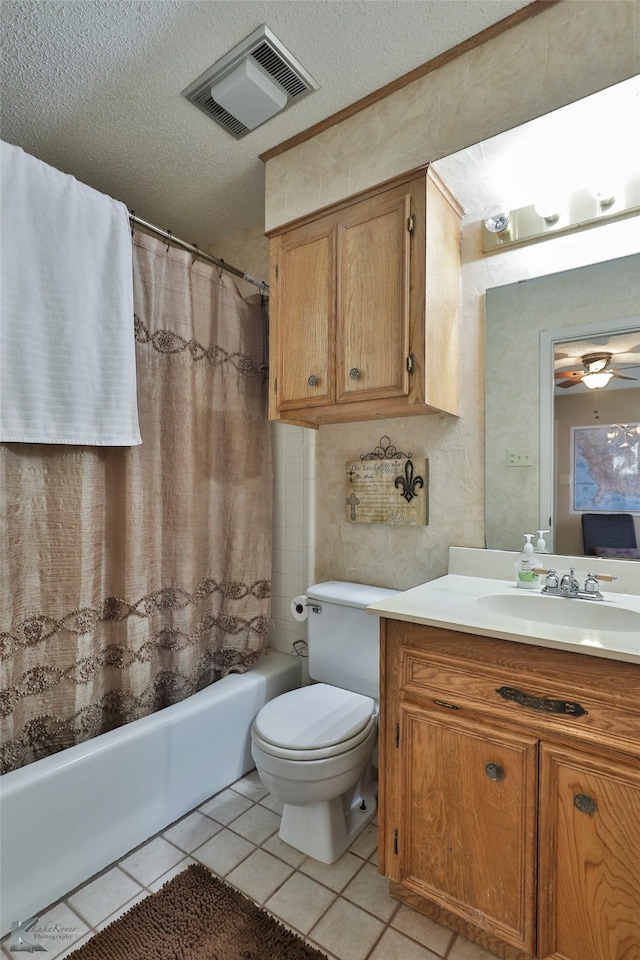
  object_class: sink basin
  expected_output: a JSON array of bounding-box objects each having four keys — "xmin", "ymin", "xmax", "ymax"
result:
[{"xmin": 476, "ymin": 593, "xmax": 640, "ymax": 633}]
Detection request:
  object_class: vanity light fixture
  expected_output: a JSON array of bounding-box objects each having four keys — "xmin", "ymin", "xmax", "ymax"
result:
[{"xmin": 481, "ymin": 171, "xmax": 639, "ymax": 253}]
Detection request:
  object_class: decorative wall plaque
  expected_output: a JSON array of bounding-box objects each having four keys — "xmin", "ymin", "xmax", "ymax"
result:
[{"xmin": 345, "ymin": 436, "xmax": 428, "ymax": 525}]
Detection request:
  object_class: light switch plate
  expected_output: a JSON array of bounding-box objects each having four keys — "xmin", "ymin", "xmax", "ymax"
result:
[{"xmin": 506, "ymin": 449, "xmax": 533, "ymax": 467}]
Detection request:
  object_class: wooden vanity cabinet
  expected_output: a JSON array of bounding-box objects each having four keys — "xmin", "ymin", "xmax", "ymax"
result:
[
  {"xmin": 267, "ymin": 166, "xmax": 462, "ymax": 426},
  {"xmin": 399, "ymin": 705, "xmax": 539, "ymax": 953},
  {"xmin": 379, "ymin": 618, "xmax": 640, "ymax": 960},
  {"xmin": 538, "ymin": 745, "xmax": 640, "ymax": 960}
]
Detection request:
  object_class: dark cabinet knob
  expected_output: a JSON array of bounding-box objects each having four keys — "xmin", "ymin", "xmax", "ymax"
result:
[
  {"xmin": 574, "ymin": 793, "xmax": 597, "ymax": 815},
  {"xmin": 308, "ymin": 375, "xmax": 318, "ymax": 386},
  {"xmin": 485, "ymin": 762, "xmax": 505, "ymax": 782},
  {"xmin": 349, "ymin": 367, "xmax": 361, "ymax": 380}
]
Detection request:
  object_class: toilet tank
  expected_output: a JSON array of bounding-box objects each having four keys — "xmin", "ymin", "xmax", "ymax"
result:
[{"xmin": 305, "ymin": 581, "xmax": 400, "ymax": 700}]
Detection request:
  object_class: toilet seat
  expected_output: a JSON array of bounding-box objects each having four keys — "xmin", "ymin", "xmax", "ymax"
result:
[
  {"xmin": 253, "ymin": 683, "xmax": 376, "ymax": 760},
  {"xmin": 252, "ymin": 714, "xmax": 376, "ymax": 761}
]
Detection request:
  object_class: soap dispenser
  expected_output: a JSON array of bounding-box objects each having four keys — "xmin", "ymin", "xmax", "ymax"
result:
[
  {"xmin": 535, "ymin": 530, "xmax": 550, "ymax": 554},
  {"xmin": 514, "ymin": 534, "xmax": 541, "ymax": 589}
]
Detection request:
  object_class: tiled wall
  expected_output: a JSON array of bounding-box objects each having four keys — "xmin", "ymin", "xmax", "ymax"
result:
[{"xmin": 269, "ymin": 423, "xmax": 316, "ymax": 678}]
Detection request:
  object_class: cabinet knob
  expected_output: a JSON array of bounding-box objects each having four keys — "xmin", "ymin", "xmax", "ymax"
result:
[
  {"xmin": 485, "ymin": 762, "xmax": 505, "ymax": 782},
  {"xmin": 349, "ymin": 367, "xmax": 361, "ymax": 380},
  {"xmin": 307, "ymin": 375, "xmax": 318, "ymax": 386},
  {"xmin": 574, "ymin": 793, "xmax": 597, "ymax": 816}
]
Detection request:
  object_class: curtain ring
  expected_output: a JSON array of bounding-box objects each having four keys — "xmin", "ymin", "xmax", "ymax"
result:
[
  {"xmin": 166, "ymin": 230, "xmax": 172, "ymax": 253},
  {"xmin": 191, "ymin": 244, "xmax": 198, "ymax": 266},
  {"xmin": 218, "ymin": 258, "xmax": 224, "ymax": 280},
  {"xmin": 130, "ymin": 210, "xmax": 135, "ymax": 238}
]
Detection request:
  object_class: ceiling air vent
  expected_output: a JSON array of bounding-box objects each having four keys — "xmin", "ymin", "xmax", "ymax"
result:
[{"xmin": 181, "ymin": 25, "xmax": 318, "ymax": 139}]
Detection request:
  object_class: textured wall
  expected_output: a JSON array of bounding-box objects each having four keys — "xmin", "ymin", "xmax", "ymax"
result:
[
  {"xmin": 263, "ymin": 0, "xmax": 639, "ymax": 593},
  {"xmin": 265, "ymin": 2, "xmax": 638, "ymax": 232}
]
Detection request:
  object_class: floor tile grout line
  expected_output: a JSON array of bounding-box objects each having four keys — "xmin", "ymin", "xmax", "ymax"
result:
[
  {"xmin": 4, "ymin": 773, "xmax": 464, "ymax": 960},
  {"xmin": 210, "ymin": 792, "xmax": 436, "ymax": 957},
  {"xmin": 7, "ymin": 844, "xmax": 452, "ymax": 960},
  {"xmin": 68, "ymin": 858, "xmax": 454, "ymax": 960},
  {"xmin": 161, "ymin": 793, "xmax": 400, "ymax": 950},
  {"xmin": 302, "ymin": 856, "xmax": 393, "ymax": 960}
]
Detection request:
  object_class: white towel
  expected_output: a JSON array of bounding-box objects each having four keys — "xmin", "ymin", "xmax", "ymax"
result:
[{"xmin": 0, "ymin": 141, "xmax": 141, "ymax": 445}]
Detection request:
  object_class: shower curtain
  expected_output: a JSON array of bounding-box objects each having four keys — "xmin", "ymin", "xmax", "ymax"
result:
[{"xmin": 0, "ymin": 231, "xmax": 271, "ymax": 774}]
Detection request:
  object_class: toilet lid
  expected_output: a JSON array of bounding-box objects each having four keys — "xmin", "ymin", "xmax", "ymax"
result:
[{"xmin": 254, "ymin": 683, "xmax": 375, "ymax": 750}]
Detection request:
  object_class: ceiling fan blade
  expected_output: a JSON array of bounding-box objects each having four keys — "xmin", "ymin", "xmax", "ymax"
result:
[
  {"xmin": 557, "ymin": 378, "xmax": 582, "ymax": 388},
  {"xmin": 612, "ymin": 372, "xmax": 639, "ymax": 381}
]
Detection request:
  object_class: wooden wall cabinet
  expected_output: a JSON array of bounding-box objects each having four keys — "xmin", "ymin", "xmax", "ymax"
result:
[
  {"xmin": 267, "ymin": 166, "xmax": 462, "ymax": 426},
  {"xmin": 379, "ymin": 619, "xmax": 640, "ymax": 960}
]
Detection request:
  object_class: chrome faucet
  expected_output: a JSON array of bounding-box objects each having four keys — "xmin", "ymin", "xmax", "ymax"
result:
[
  {"xmin": 540, "ymin": 568, "xmax": 617, "ymax": 601},
  {"xmin": 560, "ymin": 568, "xmax": 581, "ymax": 596}
]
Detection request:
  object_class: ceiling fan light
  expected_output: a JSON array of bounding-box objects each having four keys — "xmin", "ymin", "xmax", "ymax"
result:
[{"xmin": 582, "ymin": 370, "xmax": 614, "ymax": 389}]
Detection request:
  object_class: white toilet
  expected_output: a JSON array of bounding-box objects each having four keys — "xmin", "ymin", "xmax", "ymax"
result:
[{"xmin": 251, "ymin": 581, "xmax": 398, "ymax": 863}]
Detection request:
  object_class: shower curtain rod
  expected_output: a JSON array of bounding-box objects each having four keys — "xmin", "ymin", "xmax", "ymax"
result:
[{"xmin": 129, "ymin": 212, "xmax": 269, "ymax": 293}]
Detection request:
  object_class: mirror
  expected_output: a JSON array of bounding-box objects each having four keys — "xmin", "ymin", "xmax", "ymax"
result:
[
  {"xmin": 485, "ymin": 254, "xmax": 640, "ymax": 555},
  {"xmin": 430, "ymin": 77, "xmax": 640, "ymax": 559}
]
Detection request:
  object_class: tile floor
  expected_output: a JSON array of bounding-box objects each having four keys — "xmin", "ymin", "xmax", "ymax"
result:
[{"xmin": 2, "ymin": 771, "xmax": 496, "ymax": 960}]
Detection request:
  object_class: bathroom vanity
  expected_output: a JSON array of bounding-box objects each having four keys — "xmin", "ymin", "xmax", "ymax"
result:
[{"xmin": 369, "ymin": 552, "xmax": 640, "ymax": 960}]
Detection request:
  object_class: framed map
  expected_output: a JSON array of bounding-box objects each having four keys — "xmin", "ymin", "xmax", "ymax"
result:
[{"xmin": 571, "ymin": 423, "xmax": 640, "ymax": 514}]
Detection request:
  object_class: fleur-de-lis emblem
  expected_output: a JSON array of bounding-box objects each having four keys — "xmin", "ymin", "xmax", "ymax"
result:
[{"xmin": 394, "ymin": 458, "xmax": 424, "ymax": 503}]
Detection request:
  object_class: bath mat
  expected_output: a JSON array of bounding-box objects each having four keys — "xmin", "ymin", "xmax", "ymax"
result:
[{"xmin": 68, "ymin": 863, "xmax": 327, "ymax": 959}]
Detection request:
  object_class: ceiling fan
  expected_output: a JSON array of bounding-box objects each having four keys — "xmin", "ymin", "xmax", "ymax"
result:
[{"xmin": 555, "ymin": 352, "xmax": 639, "ymax": 389}]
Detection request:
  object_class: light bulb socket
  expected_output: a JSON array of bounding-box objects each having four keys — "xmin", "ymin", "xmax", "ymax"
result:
[
  {"xmin": 590, "ymin": 184, "xmax": 617, "ymax": 208},
  {"xmin": 534, "ymin": 202, "xmax": 560, "ymax": 224}
]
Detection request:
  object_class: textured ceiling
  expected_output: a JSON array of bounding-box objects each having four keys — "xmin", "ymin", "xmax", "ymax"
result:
[{"xmin": 1, "ymin": 0, "xmax": 532, "ymax": 248}]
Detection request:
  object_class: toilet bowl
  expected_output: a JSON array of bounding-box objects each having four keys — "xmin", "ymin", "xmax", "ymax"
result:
[
  {"xmin": 251, "ymin": 683, "xmax": 378, "ymax": 863},
  {"xmin": 251, "ymin": 581, "xmax": 398, "ymax": 863}
]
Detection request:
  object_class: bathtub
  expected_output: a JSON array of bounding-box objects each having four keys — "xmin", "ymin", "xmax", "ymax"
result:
[{"xmin": 0, "ymin": 650, "xmax": 300, "ymax": 936}]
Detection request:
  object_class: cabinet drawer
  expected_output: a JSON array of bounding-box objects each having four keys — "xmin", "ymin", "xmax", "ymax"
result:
[{"xmin": 401, "ymin": 646, "xmax": 640, "ymax": 756}]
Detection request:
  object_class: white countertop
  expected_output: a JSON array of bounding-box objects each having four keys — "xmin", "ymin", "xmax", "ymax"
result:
[{"xmin": 367, "ymin": 549, "xmax": 640, "ymax": 665}]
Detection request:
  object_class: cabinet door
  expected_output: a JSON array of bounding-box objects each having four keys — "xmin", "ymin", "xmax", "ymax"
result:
[
  {"xmin": 539, "ymin": 745, "xmax": 640, "ymax": 960},
  {"xmin": 398, "ymin": 706, "xmax": 538, "ymax": 954},
  {"xmin": 336, "ymin": 186, "xmax": 411, "ymax": 403},
  {"xmin": 275, "ymin": 221, "xmax": 335, "ymax": 409}
]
